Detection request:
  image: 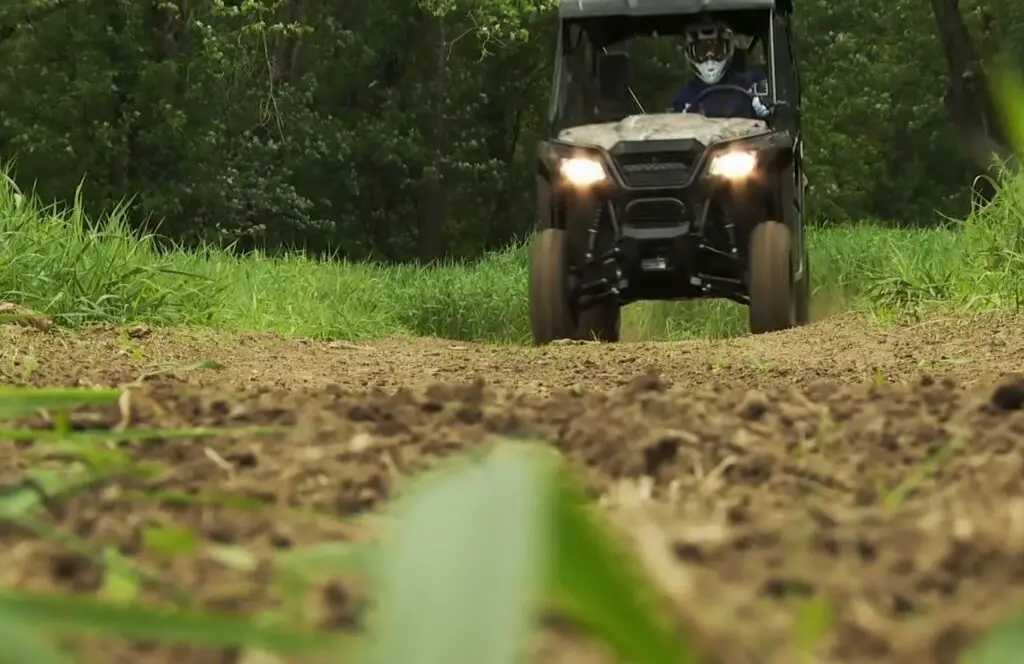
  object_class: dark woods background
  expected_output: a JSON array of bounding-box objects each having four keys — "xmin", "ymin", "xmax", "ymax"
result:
[{"xmin": 0, "ymin": 0, "xmax": 1020, "ymax": 262}]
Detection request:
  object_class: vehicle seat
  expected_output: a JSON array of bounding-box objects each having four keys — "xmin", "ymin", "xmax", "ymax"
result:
[{"xmin": 595, "ymin": 52, "xmax": 633, "ymax": 122}]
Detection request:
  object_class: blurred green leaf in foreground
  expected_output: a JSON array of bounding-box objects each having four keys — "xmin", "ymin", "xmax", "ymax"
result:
[{"xmin": 366, "ymin": 441, "xmax": 696, "ymax": 664}]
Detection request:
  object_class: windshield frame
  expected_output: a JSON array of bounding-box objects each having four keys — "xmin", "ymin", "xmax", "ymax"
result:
[{"xmin": 548, "ymin": 9, "xmax": 779, "ymax": 134}]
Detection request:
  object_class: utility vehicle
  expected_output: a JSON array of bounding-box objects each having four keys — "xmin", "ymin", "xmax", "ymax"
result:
[{"xmin": 529, "ymin": 0, "xmax": 809, "ymax": 344}]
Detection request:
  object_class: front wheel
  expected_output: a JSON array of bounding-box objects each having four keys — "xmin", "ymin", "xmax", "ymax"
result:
[
  {"xmin": 747, "ymin": 220, "xmax": 797, "ymax": 335},
  {"xmin": 529, "ymin": 229, "xmax": 575, "ymax": 345}
]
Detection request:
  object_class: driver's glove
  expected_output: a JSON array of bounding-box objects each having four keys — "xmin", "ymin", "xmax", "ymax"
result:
[{"xmin": 751, "ymin": 96, "xmax": 771, "ymax": 118}]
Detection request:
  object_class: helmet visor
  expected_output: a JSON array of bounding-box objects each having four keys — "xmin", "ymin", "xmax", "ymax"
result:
[{"xmin": 687, "ymin": 37, "xmax": 731, "ymax": 63}]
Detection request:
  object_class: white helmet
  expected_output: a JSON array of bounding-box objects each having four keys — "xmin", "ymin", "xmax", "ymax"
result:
[{"xmin": 684, "ymin": 20, "xmax": 736, "ymax": 84}]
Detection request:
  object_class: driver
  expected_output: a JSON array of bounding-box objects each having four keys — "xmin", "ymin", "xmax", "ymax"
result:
[{"xmin": 670, "ymin": 19, "xmax": 770, "ymax": 119}]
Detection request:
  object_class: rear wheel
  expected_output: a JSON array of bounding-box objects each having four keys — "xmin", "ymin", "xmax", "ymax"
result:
[
  {"xmin": 529, "ymin": 228, "xmax": 575, "ymax": 345},
  {"xmin": 748, "ymin": 220, "xmax": 796, "ymax": 335}
]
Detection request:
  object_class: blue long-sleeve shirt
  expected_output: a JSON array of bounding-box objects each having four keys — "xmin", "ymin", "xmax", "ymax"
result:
[{"xmin": 671, "ymin": 68, "xmax": 767, "ymax": 118}]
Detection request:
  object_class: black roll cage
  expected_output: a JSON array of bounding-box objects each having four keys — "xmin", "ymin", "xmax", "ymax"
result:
[{"xmin": 546, "ymin": 7, "xmax": 799, "ymax": 134}]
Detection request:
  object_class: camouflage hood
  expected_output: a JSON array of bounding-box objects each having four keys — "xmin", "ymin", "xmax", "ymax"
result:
[{"xmin": 556, "ymin": 114, "xmax": 769, "ymax": 151}]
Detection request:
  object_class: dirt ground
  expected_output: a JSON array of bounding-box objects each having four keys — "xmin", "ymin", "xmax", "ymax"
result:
[{"xmin": 2, "ymin": 312, "xmax": 1024, "ymax": 664}]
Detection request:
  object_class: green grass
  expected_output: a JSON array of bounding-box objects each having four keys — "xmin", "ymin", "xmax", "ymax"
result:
[{"xmin": 1, "ymin": 169, "xmax": 1022, "ymax": 344}]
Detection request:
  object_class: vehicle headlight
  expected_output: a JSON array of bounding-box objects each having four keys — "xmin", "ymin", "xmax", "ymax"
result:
[
  {"xmin": 708, "ymin": 150, "xmax": 757, "ymax": 179},
  {"xmin": 559, "ymin": 157, "xmax": 607, "ymax": 186}
]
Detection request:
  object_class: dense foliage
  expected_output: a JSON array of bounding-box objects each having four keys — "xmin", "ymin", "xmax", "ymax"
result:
[{"xmin": 0, "ymin": 0, "xmax": 1020, "ymax": 262}]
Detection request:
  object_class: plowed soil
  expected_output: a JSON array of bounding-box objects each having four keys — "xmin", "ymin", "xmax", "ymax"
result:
[{"xmin": 3, "ymin": 312, "xmax": 1024, "ymax": 664}]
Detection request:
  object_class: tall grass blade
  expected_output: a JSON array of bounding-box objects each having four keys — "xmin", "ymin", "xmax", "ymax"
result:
[
  {"xmin": 549, "ymin": 473, "xmax": 699, "ymax": 664},
  {"xmin": 989, "ymin": 64, "xmax": 1024, "ymax": 157},
  {"xmin": 0, "ymin": 387, "xmax": 122, "ymax": 420},
  {"xmin": 0, "ymin": 590, "xmax": 338, "ymax": 654}
]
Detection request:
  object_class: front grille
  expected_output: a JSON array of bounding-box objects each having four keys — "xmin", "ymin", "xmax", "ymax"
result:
[
  {"xmin": 615, "ymin": 152, "xmax": 696, "ymax": 187},
  {"xmin": 624, "ymin": 198, "xmax": 685, "ymax": 225}
]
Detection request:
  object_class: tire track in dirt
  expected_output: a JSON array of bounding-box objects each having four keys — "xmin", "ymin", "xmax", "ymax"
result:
[{"xmin": 2, "ymin": 314, "xmax": 1024, "ymax": 663}]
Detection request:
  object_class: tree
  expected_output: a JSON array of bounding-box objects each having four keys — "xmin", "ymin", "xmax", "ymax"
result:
[
  {"xmin": 0, "ymin": 0, "xmax": 1019, "ymax": 258},
  {"xmin": 930, "ymin": 0, "xmax": 1012, "ymax": 176}
]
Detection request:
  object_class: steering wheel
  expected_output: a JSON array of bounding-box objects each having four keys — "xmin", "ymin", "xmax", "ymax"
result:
[{"xmin": 690, "ymin": 84, "xmax": 756, "ymax": 117}]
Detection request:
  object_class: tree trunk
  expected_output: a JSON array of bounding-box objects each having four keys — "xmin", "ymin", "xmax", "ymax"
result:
[
  {"xmin": 416, "ymin": 11, "xmax": 448, "ymax": 264},
  {"xmin": 486, "ymin": 105, "xmax": 524, "ymax": 249},
  {"xmin": 273, "ymin": 0, "xmax": 308, "ymax": 86},
  {"xmin": 106, "ymin": 0, "xmax": 138, "ymax": 197},
  {"xmin": 929, "ymin": 0, "xmax": 1012, "ymax": 173}
]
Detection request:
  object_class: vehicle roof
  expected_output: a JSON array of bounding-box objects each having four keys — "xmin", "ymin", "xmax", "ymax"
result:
[{"xmin": 559, "ymin": 0, "xmax": 778, "ymax": 19}]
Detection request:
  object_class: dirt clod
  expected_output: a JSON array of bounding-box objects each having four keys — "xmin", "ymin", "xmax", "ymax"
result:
[
  {"xmin": 990, "ymin": 375, "xmax": 1024, "ymax": 411},
  {"xmin": 0, "ymin": 301, "xmax": 53, "ymax": 331}
]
